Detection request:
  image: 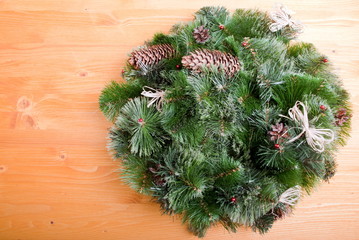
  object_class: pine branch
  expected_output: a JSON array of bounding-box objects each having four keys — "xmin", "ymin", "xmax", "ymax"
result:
[
  {"xmin": 120, "ymin": 154, "xmax": 153, "ymax": 195},
  {"xmin": 99, "ymin": 81, "xmax": 143, "ymax": 121},
  {"xmin": 225, "ymin": 9, "xmax": 274, "ymax": 40},
  {"xmin": 115, "ymin": 97, "xmax": 166, "ymax": 157}
]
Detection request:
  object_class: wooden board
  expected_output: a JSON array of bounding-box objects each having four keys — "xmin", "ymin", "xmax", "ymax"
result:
[{"xmin": 0, "ymin": 0, "xmax": 359, "ymax": 239}]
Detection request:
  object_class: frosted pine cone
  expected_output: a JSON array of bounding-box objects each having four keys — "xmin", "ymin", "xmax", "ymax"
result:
[
  {"xmin": 193, "ymin": 25, "xmax": 210, "ymax": 43},
  {"xmin": 128, "ymin": 44, "xmax": 175, "ymax": 70},
  {"xmin": 334, "ymin": 108, "xmax": 351, "ymax": 126},
  {"xmin": 181, "ymin": 49, "xmax": 241, "ymax": 77},
  {"xmin": 269, "ymin": 123, "xmax": 289, "ymax": 142}
]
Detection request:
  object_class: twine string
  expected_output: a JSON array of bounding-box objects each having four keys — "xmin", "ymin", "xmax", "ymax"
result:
[
  {"xmin": 282, "ymin": 101, "xmax": 334, "ymax": 153},
  {"xmin": 141, "ymin": 86, "xmax": 165, "ymax": 111},
  {"xmin": 278, "ymin": 185, "xmax": 301, "ymax": 206},
  {"xmin": 269, "ymin": 3, "xmax": 303, "ymax": 33}
]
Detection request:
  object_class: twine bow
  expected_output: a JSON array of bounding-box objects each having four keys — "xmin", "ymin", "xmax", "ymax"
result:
[
  {"xmin": 278, "ymin": 185, "xmax": 301, "ymax": 206},
  {"xmin": 141, "ymin": 86, "xmax": 165, "ymax": 111},
  {"xmin": 283, "ymin": 101, "xmax": 334, "ymax": 153},
  {"xmin": 269, "ymin": 4, "xmax": 303, "ymax": 33},
  {"xmin": 270, "ymin": 185, "xmax": 300, "ymax": 218}
]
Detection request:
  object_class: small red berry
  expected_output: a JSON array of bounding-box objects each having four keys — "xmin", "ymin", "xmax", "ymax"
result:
[
  {"xmin": 274, "ymin": 144, "xmax": 280, "ymax": 149},
  {"xmin": 320, "ymin": 105, "xmax": 326, "ymax": 110},
  {"xmin": 219, "ymin": 25, "xmax": 225, "ymax": 30},
  {"xmin": 121, "ymin": 69, "xmax": 125, "ymax": 74},
  {"xmin": 137, "ymin": 118, "xmax": 144, "ymax": 123},
  {"xmin": 230, "ymin": 197, "xmax": 236, "ymax": 203},
  {"xmin": 322, "ymin": 58, "xmax": 328, "ymax": 63},
  {"xmin": 242, "ymin": 42, "xmax": 248, "ymax": 47},
  {"xmin": 176, "ymin": 64, "xmax": 181, "ymax": 69}
]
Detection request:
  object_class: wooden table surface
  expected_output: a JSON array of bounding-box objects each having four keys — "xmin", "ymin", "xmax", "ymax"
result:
[{"xmin": 0, "ymin": 0, "xmax": 358, "ymax": 239}]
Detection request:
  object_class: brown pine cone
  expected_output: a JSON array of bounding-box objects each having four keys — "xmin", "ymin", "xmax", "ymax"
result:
[
  {"xmin": 149, "ymin": 164, "xmax": 166, "ymax": 186},
  {"xmin": 334, "ymin": 108, "xmax": 351, "ymax": 126},
  {"xmin": 193, "ymin": 25, "xmax": 210, "ymax": 43},
  {"xmin": 273, "ymin": 204, "xmax": 292, "ymax": 220},
  {"xmin": 128, "ymin": 44, "xmax": 175, "ymax": 70},
  {"xmin": 181, "ymin": 49, "xmax": 241, "ymax": 77},
  {"xmin": 269, "ymin": 123, "xmax": 289, "ymax": 142}
]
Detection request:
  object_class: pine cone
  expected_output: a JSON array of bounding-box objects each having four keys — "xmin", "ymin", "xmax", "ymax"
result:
[
  {"xmin": 193, "ymin": 25, "xmax": 210, "ymax": 43},
  {"xmin": 128, "ymin": 44, "xmax": 175, "ymax": 70},
  {"xmin": 268, "ymin": 123, "xmax": 289, "ymax": 142},
  {"xmin": 324, "ymin": 160, "xmax": 336, "ymax": 181},
  {"xmin": 334, "ymin": 108, "xmax": 351, "ymax": 126},
  {"xmin": 273, "ymin": 204, "xmax": 292, "ymax": 220},
  {"xmin": 181, "ymin": 49, "xmax": 241, "ymax": 77},
  {"xmin": 149, "ymin": 164, "xmax": 166, "ymax": 186}
]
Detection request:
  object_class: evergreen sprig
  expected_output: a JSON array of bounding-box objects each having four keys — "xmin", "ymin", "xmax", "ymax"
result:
[{"xmin": 116, "ymin": 97, "xmax": 166, "ymax": 157}]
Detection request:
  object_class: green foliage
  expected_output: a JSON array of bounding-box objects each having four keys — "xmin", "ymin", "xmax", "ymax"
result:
[
  {"xmin": 107, "ymin": 127, "xmax": 131, "ymax": 158},
  {"xmin": 272, "ymin": 74, "xmax": 324, "ymax": 110},
  {"xmin": 288, "ymin": 42, "xmax": 327, "ymax": 75},
  {"xmin": 216, "ymin": 170, "xmax": 274, "ymax": 226},
  {"xmin": 99, "ymin": 6, "xmax": 351, "ymax": 238},
  {"xmin": 116, "ymin": 98, "xmax": 166, "ymax": 157},
  {"xmin": 195, "ymin": 6, "xmax": 230, "ymax": 26},
  {"xmin": 211, "ymin": 154, "xmax": 243, "ymax": 187},
  {"xmin": 252, "ymin": 212, "xmax": 276, "ymax": 234},
  {"xmin": 160, "ymin": 71, "xmax": 205, "ymax": 146},
  {"xmin": 168, "ymin": 151, "xmax": 208, "ymax": 200},
  {"xmin": 120, "ymin": 154, "xmax": 153, "ymax": 194},
  {"xmin": 99, "ymin": 80, "xmax": 143, "ymax": 121},
  {"xmin": 258, "ymin": 146, "xmax": 297, "ymax": 169},
  {"xmin": 183, "ymin": 200, "xmax": 218, "ymax": 237},
  {"xmin": 226, "ymin": 9, "xmax": 273, "ymax": 40}
]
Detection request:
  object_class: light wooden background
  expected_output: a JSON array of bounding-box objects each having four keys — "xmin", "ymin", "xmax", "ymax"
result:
[{"xmin": 0, "ymin": 0, "xmax": 358, "ymax": 239}]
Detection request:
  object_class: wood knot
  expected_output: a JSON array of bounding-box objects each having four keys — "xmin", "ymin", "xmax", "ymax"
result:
[
  {"xmin": 0, "ymin": 165, "xmax": 7, "ymax": 173},
  {"xmin": 16, "ymin": 96, "xmax": 32, "ymax": 111},
  {"xmin": 58, "ymin": 151, "xmax": 67, "ymax": 161},
  {"xmin": 79, "ymin": 71, "xmax": 88, "ymax": 77}
]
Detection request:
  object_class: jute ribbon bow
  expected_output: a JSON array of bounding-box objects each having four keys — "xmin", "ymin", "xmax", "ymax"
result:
[
  {"xmin": 271, "ymin": 185, "xmax": 301, "ymax": 217},
  {"xmin": 269, "ymin": 3, "xmax": 303, "ymax": 33},
  {"xmin": 278, "ymin": 185, "xmax": 301, "ymax": 206},
  {"xmin": 283, "ymin": 101, "xmax": 335, "ymax": 153},
  {"xmin": 141, "ymin": 86, "xmax": 166, "ymax": 111}
]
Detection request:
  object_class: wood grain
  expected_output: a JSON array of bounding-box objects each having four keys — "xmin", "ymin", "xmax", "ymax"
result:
[{"xmin": 0, "ymin": 0, "xmax": 359, "ymax": 239}]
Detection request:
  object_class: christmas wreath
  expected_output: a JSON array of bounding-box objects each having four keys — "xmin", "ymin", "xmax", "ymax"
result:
[{"xmin": 99, "ymin": 5, "xmax": 351, "ymax": 237}]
